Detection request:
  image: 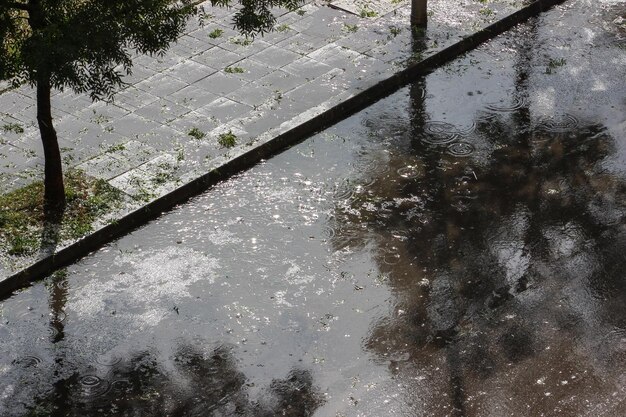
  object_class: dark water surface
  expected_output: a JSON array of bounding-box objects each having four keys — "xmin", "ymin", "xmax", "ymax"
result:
[{"xmin": 1, "ymin": 1, "xmax": 626, "ymax": 416}]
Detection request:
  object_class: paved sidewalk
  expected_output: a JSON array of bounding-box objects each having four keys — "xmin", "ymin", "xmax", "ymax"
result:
[{"xmin": 0, "ymin": 0, "xmax": 536, "ymax": 277}]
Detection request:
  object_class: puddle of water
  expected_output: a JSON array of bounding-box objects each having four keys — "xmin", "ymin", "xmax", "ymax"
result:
[{"xmin": 1, "ymin": 1, "xmax": 625, "ymax": 416}]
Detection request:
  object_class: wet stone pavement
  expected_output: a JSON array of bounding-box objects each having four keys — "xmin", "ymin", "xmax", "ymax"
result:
[
  {"xmin": 0, "ymin": 0, "xmax": 533, "ymax": 276},
  {"xmin": 1, "ymin": 0, "xmax": 626, "ymax": 416}
]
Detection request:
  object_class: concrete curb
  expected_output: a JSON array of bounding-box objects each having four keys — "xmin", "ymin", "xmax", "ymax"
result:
[{"xmin": 0, "ymin": 0, "xmax": 567, "ymax": 298}]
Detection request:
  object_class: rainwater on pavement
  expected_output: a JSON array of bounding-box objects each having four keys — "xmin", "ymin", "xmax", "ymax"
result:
[{"xmin": 1, "ymin": 1, "xmax": 625, "ymax": 416}]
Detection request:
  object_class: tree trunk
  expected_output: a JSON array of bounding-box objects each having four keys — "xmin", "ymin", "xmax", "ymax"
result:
[
  {"xmin": 411, "ymin": 0, "xmax": 428, "ymax": 28},
  {"xmin": 37, "ymin": 79, "xmax": 66, "ymax": 210}
]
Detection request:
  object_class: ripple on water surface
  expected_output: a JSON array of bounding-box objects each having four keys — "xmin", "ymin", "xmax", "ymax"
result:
[
  {"xmin": 446, "ymin": 142, "xmax": 475, "ymax": 157},
  {"xmin": 420, "ymin": 121, "xmax": 460, "ymax": 145},
  {"xmin": 78, "ymin": 375, "xmax": 111, "ymax": 398},
  {"xmin": 536, "ymin": 114, "xmax": 580, "ymax": 132},
  {"xmin": 12, "ymin": 355, "xmax": 42, "ymax": 368},
  {"xmin": 484, "ymin": 95, "xmax": 528, "ymax": 113}
]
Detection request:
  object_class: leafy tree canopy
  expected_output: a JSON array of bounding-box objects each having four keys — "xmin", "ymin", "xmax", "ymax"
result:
[
  {"xmin": 0, "ymin": 0, "xmax": 301, "ymax": 99},
  {"xmin": 0, "ymin": 0, "xmax": 199, "ymax": 99}
]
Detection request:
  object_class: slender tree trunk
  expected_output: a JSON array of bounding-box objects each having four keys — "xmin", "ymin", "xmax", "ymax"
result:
[
  {"xmin": 37, "ymin": 79, "xmax": 66, "ymax": 210},
  {"xmin": 411, "ymin": 0, "xmax": 428, "ymax": 28}
]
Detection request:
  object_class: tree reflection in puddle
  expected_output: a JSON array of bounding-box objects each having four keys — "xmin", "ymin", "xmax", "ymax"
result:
[
  {"xmin": 28, "ymin": 342, "xmax": 323, "ymax": 417},
  {"xmin": 332, "ymin": 19, "xmax": 625, "ymax": 417}
]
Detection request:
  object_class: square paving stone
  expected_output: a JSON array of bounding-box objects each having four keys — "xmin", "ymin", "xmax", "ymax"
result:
[
  {"xmin": 169, "ymin": 85, "xmax": 220, "ymax": 110},
  {"xmin": 191, "ymin": 47, "xmax": 245, "ymax": 70},
  {"xmin": 257, "ymin": 70, "xmax": 307, "ymax": 94},
  {"xmin": 166, "ymin": 60, "xmax": 217, "ymax": 84},
  {"xmin": 282, "ymin": 56, "xmax": 333, "ymax": 81},
  {"xmin": 51, "ymin": 90, "xmax": 95, "ymax": 115},
  {"xmin": 104, "ymin": 139, "xmax": 159, "ymax": 167},
  {"xmin": 335, "ymin": 34, "xmax": 378, "ymax": 54},
  {"xmin": 307, "ymin": 43, "xmax": 363, "ymax": 69},
  {"xmin": 189, "ymin": 24, "xmax": 239, "ymax": 46},
  {"xmin": 195, "ymin": 71, "xmax": 249, "ymax": 96},
  {"xmin": 141, "ymin": 125, "xmax": 187, "ymax": 152},
  {"xmin": 224, "ymin": 58, "xmax": 274, "ymax": 82},
  {"xmin": 166, "ymin": 110, "xmax": 220, "ymax": 136},
  {"xmin": 233, "ymin": 112, "xmax": 287, "ymax": 138},
  {"xmin": 134, "ymin": 99, "xmax": 192, "ymax": 124},
  {"xmin": 196, "ymin": 97, "xmax": 253, "ymax": 124},
  {"xmin": 68, "ymin": 128, "xmax": 126, "ymax": 152},
  {"xmin": 135, "ymin": 52, "xmax": 184, "ymax": 73},
  {"xmin": 112, "ymin": 87, "xmax": 160, "ymax": 112},
  {"xmin": 120, "ymin": 64, "xmax": 158, "ymax": 86},
  {"xmin": 276, "ymin": 32, "xmax": 329, "ymax": 56},
  {"xmin": 284, "ymin": 76, "xmax": 343, "ymax": 108},
  {"xmin": 77, "ymin": 153, "xmax": 134, "ymax": 180},
  {"xmin": 105, "ymin": 113, "xmax": 162, "ymax": 139},
  {"xmin": 0, "ymin": 91, "xmax": 33, "ymax": 115},
  {"xmin": 75, "ymin": 102, "xmax": 130, "ymax": 126},
  {"xmin": 53, "ymin": 115, "xmax": 107, "ymax": 144},
  {"xmin": 226, "ymin": 84, "xmax": 275, "ymax": 108},
  {"xmin": 0, "ymin": 143, "xmax": 38, "ymax": 173},
  {"xmin": 249, "ymin": 46, "xmax": 302, "ymax": 69},
  {"xmin": 0, "ymin": 115, "xmax": 33, "ymax": 144},
  {"xmin": 135, "ymin": 73, "xmax": 188, "ymax": 98},
  {"xmin": 259, "ymin": 26, "xmax": 296, "ymax": 44},
  {"xmin": 173, "ymin": 35, "xmax": 215, "ymax": 57},
  {"xmin": 220, "ymin": 36, "xmax": 271, "ymax": 55}
]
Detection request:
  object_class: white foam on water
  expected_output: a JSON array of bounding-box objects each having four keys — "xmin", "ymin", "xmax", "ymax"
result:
[{"xmin": 69, "ymin": 247, "xmax": 219, "ymax": 328}]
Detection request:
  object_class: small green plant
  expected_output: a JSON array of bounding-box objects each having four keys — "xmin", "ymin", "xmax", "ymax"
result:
[
  {"xmin": 152, "ymin": 171, "xmax": 174, "ymax": 185},
  {"xmin": 296, "ymin": 9, "xmax": 306, "ymax": 16},
  {"xmin": 217, "ymin": 130, "xmax": 237, "ymax": 148},
  {"xmin": 389, "ymin": 26, "xmax": 402, "ymax": 37},
  {"xmin": 90, "ymin": 110, "xmax": 109, "ymax": 124},
  {"xmin": 479, "ymin": 8, "xmax": 493, "ymax": 17},
  {"xmin": 343, "ymin": 23, "xmax": 359, "ymax": 33},
  {"xmin": 545, "ymin": 57, "xmax": 566, "ymax": 74},
  {"xmin": 106, "ymin": 143, "xmax": 126, "ymax": 153},
  {"xmin": 187, "ymin": 127, "xmax": 205, "ymax": 140},
  {"xmin": 231, "ymin": 36, "xmax": 253, "ymax": 46},
  {"xmin": 276, "ymin": 23, "xmax": 290, "ymax": 32},
  {"xmin": 2, "ymin": 122, "xmax": 24, "ymax": 134},
  {"xmin": 209, "ymin": 28, "xmax": 224, "ymax": 39},
  {"xmin": 359, "ymin": 8, "xmax": 378, "ymax": 18},
  {"xmin": 176, "ymin": 148, "xmax": 185, "ymax": 162},
  {"xmin": 224, "ymin": 66, "xmax": 245, "ymax": 74}
]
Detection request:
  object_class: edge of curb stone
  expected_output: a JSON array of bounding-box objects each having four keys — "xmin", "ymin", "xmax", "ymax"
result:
[{"xmin": 0, "ymin": 0, "xmax": 567, "ymax": 298}]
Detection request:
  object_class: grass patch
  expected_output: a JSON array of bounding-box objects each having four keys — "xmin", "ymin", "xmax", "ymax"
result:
[
  {"xmin": 389, "ymin": 26, "xmax": 402, "ymax": 37},
  {"xmin": 187, "ymin": 127, "xmax": 205, "ymax": 140},
  {"xmin": 0, "ymin": 170, "xmax": 122, "ymax": 257},
  {"xmin": 343, "ymin": 23, "xmax": 359, "ymax": 33},
  {"xmin": 105, "ymin": 143, "xmax": 126, "ymax": 153},
  {"xmin": 224, "ymin": 66, "xmax": 245, "ymax": 74},
  {"xmin": 217, "ymin": 130, "xmax": 237, "ymax": 148},
  {"xmin": 276, "ymin": 24, "xmax": 290, "ymax": 32},
  {"xmin": 359, "ymin": 8, "xmax": 378, "ymax": 18},
  {"xmin": 2, "ymin": 122, "xmax": 24, "ymax": 134},
  {"xmin": 208, "ymin": 28, "xmax": 224, "ymax": 39},
  {"xmin": 230, "ymin": 36, "xmax": 253, "ymax": 46}
]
